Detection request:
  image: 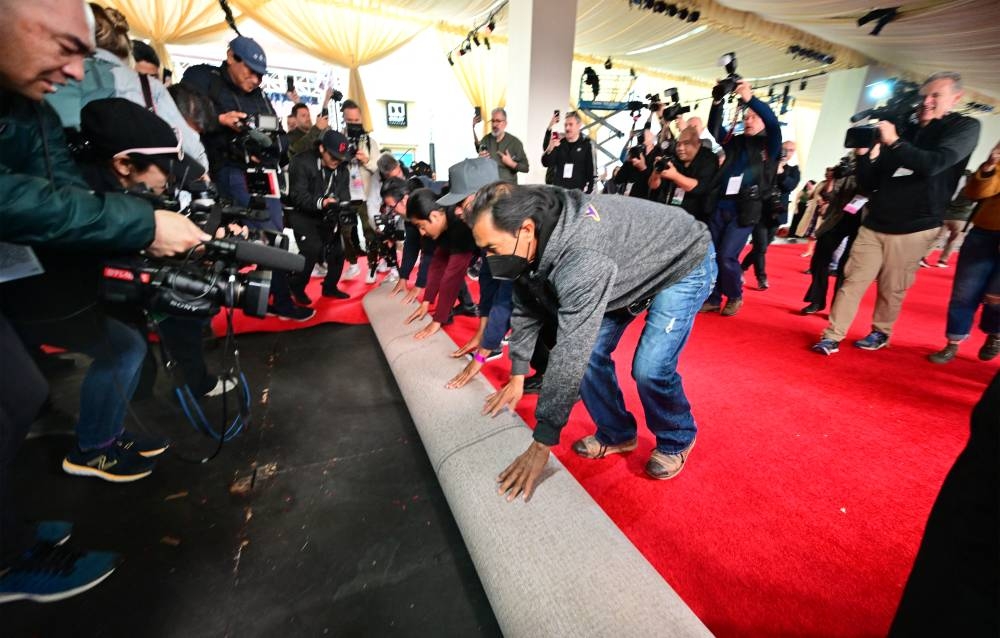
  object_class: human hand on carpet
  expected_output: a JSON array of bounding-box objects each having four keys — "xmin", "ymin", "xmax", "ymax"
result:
[
  {"xmin": 414, "ymin": 321, "xmax": 441, "ymax": 340},
  {"xmin": 451, "ymin": 336, "xmax": 481, "ymax": 358},
  {"xmin": 391, "ymin": 277, "xmax": 408, "ymax": 296},
  {"xmin": 402, "ymin": 286, "xmax": 423, "ymax": 305},
  {"xmin": 497, "ymin": 440, "xmax": 550, "ymax": 502},
  {"xmin": 483, "ymin": 375, "xmax": 524, "ymax": 417},
  {"xmin": 405, "ymin": 301, "xmax": 429, "ymax": 324},
  {"xmin": 446, "ymin": 357, "xmax": 483, "ymax": 389}
]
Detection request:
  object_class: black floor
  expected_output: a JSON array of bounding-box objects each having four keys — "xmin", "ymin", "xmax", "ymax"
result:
[{"xmin": 2, "ymin": 324, "xmax": 501, "ymax": 637}]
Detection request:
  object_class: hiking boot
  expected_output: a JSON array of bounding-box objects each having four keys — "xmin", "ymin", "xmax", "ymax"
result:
[
  {"xmin": 928, "ymin": 342, "xmax": 959, "ymax": 364},
  {"xmin": 800, "ymin": 303, "xmax": 823, "ymax": 315},
  {"xmin": 699, "ymin": 301, "xmax": 722, "ymax": 313},
  {"xmin": 571, "ymin": 435, "xmax": 637, "ymax": 459},
  {"xmin": 117, "ymin": 430, "xmax": 170, "ymax": 458},
  {"xmin": 854, "ymin": 330, "xmax": 890, "ymax": 351},
  {"xmin": 62, "ymin": 444, "xmax": 155, "ymax": 483},
  {"xmin": 812, "ymin": 338, "xmax": 840, "ymax": 356},
  {"xmin": 522, "ymin": 374, "xmax": 544, "ymax": 395},
  {"xmin": 979, "ymin": 334, "xmax": 1000, "ymax": 361},
  {"xmin": 0, "ymin": 544, "xmax": 120, "ymax": 604},
  {"xmin": 645, "ymin": 438, "xmax": 696, "ymax": 480},
  {"xmin": 721, "ymin": 298, "xmax": 743, "ymax": 317}
]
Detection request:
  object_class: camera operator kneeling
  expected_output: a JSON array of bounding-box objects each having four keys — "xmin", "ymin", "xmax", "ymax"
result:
[
  {"xmin": 287, "ymin": 129, "xmax": 352, "ymax": 301},
  {"xmin": 2, "ymin": 99, "xmax": 203, "ymax": 482},
  {"xmin": 648, "ymin": 125, "xmax": 719, "ymax": 222}
]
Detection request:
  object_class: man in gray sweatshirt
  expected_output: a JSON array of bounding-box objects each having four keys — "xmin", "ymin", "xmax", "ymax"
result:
[{"xmin": 468, "ymin": 185, "xmax": 715, "ymax": 501}]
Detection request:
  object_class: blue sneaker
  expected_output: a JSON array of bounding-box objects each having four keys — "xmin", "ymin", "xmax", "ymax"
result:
[
  {"xmin": 0, "ymin": 545, "xmax": 120, "ymax": 604},
  {"xmin": 117, "ymin": 430, "xmax": 170, "ymax": 458},
  {"xmin": 812, "ymin": 338, "xmax": 840, "ymax": 356},
  {"xmin": 33, "ymin": 521, "xmax": 73, "ymax": 546},
  {"xmin": 62, "ymin": 444, "xmax": 155, "ymax": 483},
  {"xmin": 854, "ymin": 330, "xmax": 890, "ymax": 351}
]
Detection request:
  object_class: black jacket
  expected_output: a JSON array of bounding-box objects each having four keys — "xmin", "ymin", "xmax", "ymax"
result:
[
  {"xmin": 651, "ymin": 146, "xmax": 719, "ymax": 222},
  {"xmin": 541, "ymin": 136, "xmax": 595, "ymax": 192},
  {"xmin": 770, "ymin": 164, "xmax": 802, "ymax": 226},
  {"xmin": 288, "ymin": 149, "xmax": 350, "ymax": 217},
  {"xmin": 857, "ymin": 112, "xmax": 980, "ymax": 234},
  {"xmin": 613, "ymin": 145, "xmax": 662, "ymax": 200}
]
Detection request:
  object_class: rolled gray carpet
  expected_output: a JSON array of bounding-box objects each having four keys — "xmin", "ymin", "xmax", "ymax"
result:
[{"xmin": 363, "ymin": 285, "xmax": 713, "ymax": 638}]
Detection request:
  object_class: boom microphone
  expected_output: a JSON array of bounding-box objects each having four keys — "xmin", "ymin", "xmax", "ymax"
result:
[{"xmin": 206, "ymin": 239, "xmax": 306, "ymax": 273}]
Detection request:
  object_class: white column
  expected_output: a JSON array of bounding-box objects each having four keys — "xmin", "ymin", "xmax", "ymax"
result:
[{"xmin": 507, "ymin": 0, "xmax": 579, "ymax": 184}]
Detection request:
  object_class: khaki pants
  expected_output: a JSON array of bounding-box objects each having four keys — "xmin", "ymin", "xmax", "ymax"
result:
[{"xmin": 823, "ymin": 226, "xmax": 939, "ymax": 341}]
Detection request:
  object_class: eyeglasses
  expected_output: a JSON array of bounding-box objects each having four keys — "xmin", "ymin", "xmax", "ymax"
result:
[{"xmin": 491, "ymin": 119, "xmax": 505, "ymax": 123}]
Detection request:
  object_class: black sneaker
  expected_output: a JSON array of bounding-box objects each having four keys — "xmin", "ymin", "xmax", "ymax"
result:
[
  {"xmin": 290, "ymin": 289, "xmax": 313, "ymax": 306},
  {"xmin": 321, "ymin": 288, "xmax": 350, "ymax": 300},
  {"xmin": 523, "ymin": 374, "xmax": 544, "ymax": 395},
  {"xmin": 757, "ymin": 276, "xmax": 769, "ymax": 291},
  {"xmin": 267, "ymin": 305, "xmax": 316, "ymax": 322},
  {"xmin": 32, "ymin": 521, "xmax": 73, "ymax": 547},
  {"xmin": 979, "ymin": 334, "xmax": 1000, "ymax": 361},
  {"xmin": 0, "ymin": 544, "xmax": 120, "ymax": 604},
  {"xmin": 117, "ymin": 430, "xmax": 170, "ymax": 458},
  {"xmin": 453, "ymin": 303, "xmax": 479, "ymax": 318},
  {"xmin": 800, "ymin": 303, "xmax": 823, "ymax": 315},
  {"xmin": 62, "ymin": 444, "xmax": 155, "ymax": 483}
]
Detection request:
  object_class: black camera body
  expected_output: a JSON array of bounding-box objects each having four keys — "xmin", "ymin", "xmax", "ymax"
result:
[
  {"xmin": 832, "ymin": 154, "xmax": 855, "ymax": 179},
  {"xmin": 344, "ymin": 122, "xmax": 367, "ymax": 161},
  {"xmin": 844, "ymin": 80, "xmax": 922, "ymax": 148},
  {"xmin": 373, "ymin": 213, "xmax": 405, "ymax": 242},
  {"xmin": 322, "ymin": 200, "xmax": 357, "ymax": 229},
  {"xmin": 713, "ymin": 52, "xmax": 743, "ymax": 100}
]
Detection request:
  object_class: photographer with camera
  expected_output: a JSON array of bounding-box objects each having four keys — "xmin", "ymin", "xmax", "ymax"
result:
[
  {"xmin": 740, "ymin": 140, "xmax": 801, "ymax": 290},
  {"xmin": 287, "ymin": 129, "xmax": 353, "ymax": 302},
  {"xmin": 613, "ymin": 128, "xmax": 662, "ymax": 200},
  {"xmin": 476, "ymin": 108, "xmax": 530, "ymax": 185},
  {"xmin": 287, "ymin": 87, "xmax": 336, "ymax": 161},
  {"xmin": 699, "ymin": 79, "xmax": 781, "ymax": 317},
  {"xmin": 0, "ymin": 0, "xmax": 211, "ymax": 602},
  {"xmin": 812, "ymin": 71, "xmax": 981, "ymax": 355},
  {"xmin": 648, "ymin": 125, "xmax": 718, "ymax": 222},
  {"xmin": 334, "ymin": 99, "xmax": 383, "ymax": 284},
  {"xmin": 541, "ymin": 111, "xmax": 595, "ymax": 193},
  {"xmin": 182, "ymin": 37, "xmax": 311, "ymax": 321}
]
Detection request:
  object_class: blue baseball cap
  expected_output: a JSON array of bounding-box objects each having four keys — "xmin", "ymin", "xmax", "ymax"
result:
[{"xmin": 229, "ymin": 36, "xmax": 267, "ymax": 75}]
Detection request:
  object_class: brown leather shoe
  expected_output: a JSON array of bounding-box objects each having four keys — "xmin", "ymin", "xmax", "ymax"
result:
[
  {"xmin": 720, "ymin": 298, "xmax": 743, "ymax": 317},
  {"xmin": 699, "ymin": 301, "xmax": 722, "ymax": 313},
  {"xmin": 571, "ymin": 435, "xmax": 637, "ymax": 459},
  {"xmin": 645, "ymin": 438, "xmax": 696, "ymax": 480},
  {"xmin": 927, "ymin": 342, "xmax": 959, "ymax": 364}
]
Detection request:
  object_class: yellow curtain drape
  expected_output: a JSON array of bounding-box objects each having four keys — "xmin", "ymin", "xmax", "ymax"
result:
[
  {"xmin": 96, "ymin": 0, "xmax": 244, "ymax": 72},
  {"xmin": 233, "ymin": 0, "xmax": 433, "ymax": 130},
  {"xmin": 437, "ymin": 30, "xmax": 507, "ymax": 134}
]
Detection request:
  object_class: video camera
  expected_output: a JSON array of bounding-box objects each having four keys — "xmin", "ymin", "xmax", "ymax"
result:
[
  {"xmin": 844, "ymin": 79, "xmax": 922, "ymax": 148},
  {"xmin": 322, "ymin": 200, "xmax": 358, "ymax": 229},
  {"xmin": 832, "ymin": 153, "xmax": 855, "ymax": 179},
  {"xmin": 101, "ymin": 187, "xmax": 304, "ymax": 318},
  {"xmin": 712, "ymin": 52, "xmax": 743, "ymax": 100},
  {"xmin": 231, "ymin": 113, "xmax": 282, "ymax": 166}
]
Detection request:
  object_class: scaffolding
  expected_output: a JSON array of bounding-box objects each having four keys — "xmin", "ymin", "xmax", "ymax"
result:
[{"xmin": 577, "ymin": 70, "xmax": 643, "ymax": 168}]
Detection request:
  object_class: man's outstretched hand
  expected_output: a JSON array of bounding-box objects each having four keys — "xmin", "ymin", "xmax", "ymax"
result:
[
  {"xmin": 497, "ymin": 440, "xmax": 551, "ymax": 502},
  {"xmin": 483, "ymin": 375, "xmax": 524, "ymax": 416}
]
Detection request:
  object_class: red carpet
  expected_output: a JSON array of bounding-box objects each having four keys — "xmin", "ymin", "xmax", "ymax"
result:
[
  {"xmin": 440, "ymin": 244, "xmax": 997, "ymax": 637},
  {"xmin": 219, "ymin": 247, "xmax": 996, "ymax": 636}
]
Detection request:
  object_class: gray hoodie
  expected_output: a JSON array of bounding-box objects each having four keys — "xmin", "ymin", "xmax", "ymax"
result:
[{"xmin": 509, "ymin": 189, "xmax": 711, "ymax": 445}]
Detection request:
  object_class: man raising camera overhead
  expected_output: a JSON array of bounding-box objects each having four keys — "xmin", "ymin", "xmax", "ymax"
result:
[{"xmin": 812, "ymin": 71, "xmax": 981, "ymax": 356}]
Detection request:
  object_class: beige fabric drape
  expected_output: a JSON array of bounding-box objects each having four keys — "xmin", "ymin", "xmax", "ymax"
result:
[
  {"xmin": 96, "ymin": 0, "xmax": 243, "ymax": 72},
  {"xmin": 437, "ymin": 30, "xmax": 507, "ymax": 134},
  {"xmin": 233, "ymin": 0, "xmax": 488, "ymax": 130}
]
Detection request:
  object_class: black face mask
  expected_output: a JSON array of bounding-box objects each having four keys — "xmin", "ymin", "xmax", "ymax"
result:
[{"xmin": 486, "ymin": 230, "xmax": 531, "ymax": 281}]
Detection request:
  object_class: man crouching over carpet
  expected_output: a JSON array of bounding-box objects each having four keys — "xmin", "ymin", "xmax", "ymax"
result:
[{"xmin": 468, "ymin": 184, "xmax": 716, "ymax": 501}]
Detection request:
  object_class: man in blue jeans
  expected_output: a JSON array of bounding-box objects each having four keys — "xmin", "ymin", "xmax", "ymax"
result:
[{"xmin": 469, "ymin": 184, "xmax": 715, "ymax": 501}]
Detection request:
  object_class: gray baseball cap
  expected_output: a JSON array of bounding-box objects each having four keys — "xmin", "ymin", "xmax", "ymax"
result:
[{"xmin": 436, "ymin": 157, "xmax": 500, "ymax": 206}]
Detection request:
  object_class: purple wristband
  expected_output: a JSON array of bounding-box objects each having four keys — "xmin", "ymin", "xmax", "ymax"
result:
[{"xmin": 473, "ymin": 352, "xmax": 487, "ymax": 364}]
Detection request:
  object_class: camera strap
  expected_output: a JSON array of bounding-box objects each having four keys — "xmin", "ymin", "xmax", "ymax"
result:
[{"xmin": 139, "ymin": 74, "xmax": 156, "ymax": 113}]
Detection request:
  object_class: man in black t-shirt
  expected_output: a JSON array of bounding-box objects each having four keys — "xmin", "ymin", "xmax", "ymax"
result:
[
  {"xmin": 541, "ymin": 111, "xmax": 594, "ymax": 193},
  {"xmin": 648, "ymin": 126, "xmax": 718, "ymax": 222}
]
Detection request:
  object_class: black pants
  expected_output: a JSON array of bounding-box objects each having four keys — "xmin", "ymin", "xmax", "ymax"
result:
[
  {"xmin": 740, "ymin": 222, "xmax": 778, "ymax": 279},
  {"xmin": 889, "ymin": 371, "xmax": 999, "ymax": 637},
  {"xmin": 803, "ymin": 219, "xmax": 859, "ymax": 309},
  {"xmin": 289, "ymin": 212, "xmax": 346, "ymax": 295},
  {"xmin": 0, "ymin": 314, "xmax": 49, "ymax": 567},
  {"xmin": 156, "ymin": 316, "xmax": 214, "ymax": 396},
  {"xmin": 340, "ymin": 203, "xmax": 377, "ymax": 266},
  {"xmin": 528, "ymin": 319, "xmax": 557, "ymax": 376},
  {"xmin": 788, "ymin": 203, "xmax": 807, "ymax": 238}
]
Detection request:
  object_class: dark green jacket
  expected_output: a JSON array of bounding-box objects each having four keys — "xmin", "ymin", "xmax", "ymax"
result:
[{"xmin": 0, "ymin": 90, "xmax": 155, "ymax": 251}]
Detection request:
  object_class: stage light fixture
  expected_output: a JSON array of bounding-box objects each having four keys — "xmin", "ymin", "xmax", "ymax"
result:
[
  {"xmin": 800, "ymin": 79, "xmax": 808, "ymax": 90},
  {"xmin": 678, "ymin": 8, "xmax": 688, "ymax": 19},
  {"xmin": 667, "ymin": 4, "xmax": 678, "ymax": 16},
  {"xmin": 687, "ymin": 10, "xmax": 699, "ymax": 22},
  {"xmin": 447, "ymin": 53, "xmax": 454, "ymax": 66},
  {"xmin": 472, "ymin": 33, "xmax": 480, "ymax": 46},
  {"xmin": 604, "ymin": 57, "xmax": 613, "ymax": 70},
  {"xmin": 857, "ymin": 7, "xmax": 899, "ymax": 36}
]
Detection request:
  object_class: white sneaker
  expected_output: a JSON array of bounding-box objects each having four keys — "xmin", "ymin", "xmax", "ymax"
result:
[
  {"xmin": 311, "ymin": 264, "xmax": 328, "ymax": 278},
  {"xmin": 204, "ymin": 374, "xmax": 239, "ymax": 397},
  {"xmin": 343, "ymin": 264, "xmax": 360, "ymax": 280},
  {"xmin": 376, "ymin": 260, "xmax": 390, "ymax": 273},
  {"xmin": 386, "ymin": 268, "xmax": 399, "ymax": 282},
  {"xmin": 365, "ymin": 271, "xmax": 377, "ymax": 284}
]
